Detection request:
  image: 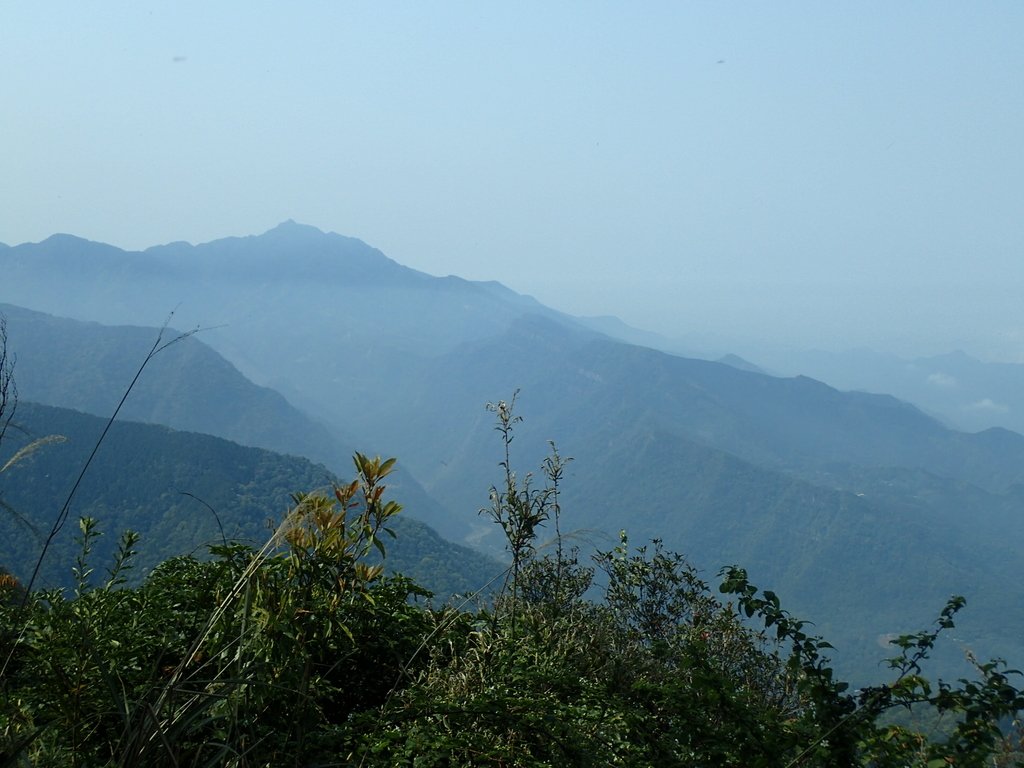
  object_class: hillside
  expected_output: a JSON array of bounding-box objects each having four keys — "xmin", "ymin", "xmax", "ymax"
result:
[
  {"xmin": 0, "ymin": 402, "xmax": 502, "ymax": 598},
  {"xmin": 0, "ymin": 303, "xmax": 464, "ymax": 539},
  {"xmin": 0, "ymin": 303, "xmax": 350, "ymax": 467}
]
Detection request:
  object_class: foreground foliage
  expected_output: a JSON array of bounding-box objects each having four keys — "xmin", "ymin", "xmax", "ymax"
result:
[{"xmin": 2, "ymin": 432, "xmax": 1023, "ymax": 765}]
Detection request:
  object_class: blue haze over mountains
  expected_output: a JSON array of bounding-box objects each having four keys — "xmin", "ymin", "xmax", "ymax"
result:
[{"xmin": 2, "ymin": 221, "xmax": 1023, "ymax": 681}]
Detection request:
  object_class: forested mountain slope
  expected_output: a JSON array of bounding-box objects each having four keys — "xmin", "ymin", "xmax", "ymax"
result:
[
  {"xmin": 0, "ymin": 303, "xmax": 462, "ymax": 539},
  {"xmin": 0, "ymin": 402, "xmax": 501, "ymax": 598},
  {"xmin": 346, "ymin": 316, "xmax": 1024, "ymax": 676},
  {"xmin": 0, "ymin": 303, "xmax": 349, "ymax": 466}
]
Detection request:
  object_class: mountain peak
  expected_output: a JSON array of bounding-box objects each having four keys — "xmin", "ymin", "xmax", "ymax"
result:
[
  {"xmin": 41, "ymin": 232, "xmax": 122, "ymax": 250},
  {"xmin": 263, "ymin": 220, "xmax": 326, "ymax": 239}
]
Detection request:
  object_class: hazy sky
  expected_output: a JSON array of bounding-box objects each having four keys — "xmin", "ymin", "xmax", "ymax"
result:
[{"xmin": 2, "ymin": 4, "xmax": 1022, "ymax": 359}]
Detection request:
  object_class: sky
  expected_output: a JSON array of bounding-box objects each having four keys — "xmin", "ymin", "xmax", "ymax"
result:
[{"xmin": 2, "ymin": 3, "xmax": 1023, "ymax": 360}]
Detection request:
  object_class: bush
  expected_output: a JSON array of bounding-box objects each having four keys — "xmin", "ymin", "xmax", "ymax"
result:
[{"xmin": 3, "ymin": 424, "xmax": 1023, "ymax": 766}]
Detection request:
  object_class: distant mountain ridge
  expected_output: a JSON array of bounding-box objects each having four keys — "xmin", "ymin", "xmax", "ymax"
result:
[
  {"xmin": 750, "ymin": 345, "xmax": 1024, "ymax": 436},
  {"xmin": 0, "ymin": 220, "xmax": 574, "ymax": 344},
  {"xmin": 143, "ymin": 220, "xmax": 428, "ymax": 283},
  {"xmin": 0, "ymin": 222, "xmax": 597, "ymax": 410},
  {"xmin": 370, "ymin": 314, "xmax": 1024, "ymax": 497}
]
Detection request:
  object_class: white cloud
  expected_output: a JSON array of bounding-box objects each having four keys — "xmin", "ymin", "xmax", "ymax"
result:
[
  {"xmin": 965, "ymin": 398, "xmax": 1010, "ymax": 414},
  {"xmin": 926, "ymin": 372, "xmax": 958, "ymax": 389}
]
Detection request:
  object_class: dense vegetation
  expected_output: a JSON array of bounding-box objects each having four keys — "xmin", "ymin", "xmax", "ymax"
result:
[{"xmin": 2, "ymin": 400, "xmax": 1023, "ymax": 766}]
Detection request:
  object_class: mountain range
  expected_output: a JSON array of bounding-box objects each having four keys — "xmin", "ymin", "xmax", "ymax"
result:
[{"xmin": 2, "ymin": 221, "xmax": 1022, "ymax": 681}]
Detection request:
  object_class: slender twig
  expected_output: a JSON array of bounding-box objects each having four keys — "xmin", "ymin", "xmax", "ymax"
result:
[
  {"xmin": 20, "ymin": 314, "xmax": 199, "ymax": 601},
  {"xmin": 2, "ymin": 312, "xmax": 200, "ymax": 680},
  {"xmin": 178, "ymin": 491, "xmax": 228, "ymax": 547},
  {"xmin": 0, "ymin": 315, "xmax": 16, "ymax": 448}
]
